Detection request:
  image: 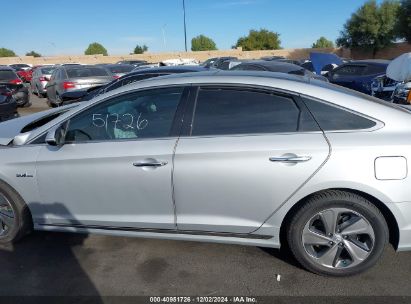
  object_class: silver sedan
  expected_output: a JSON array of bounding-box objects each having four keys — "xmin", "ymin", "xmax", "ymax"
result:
[{"xmin": 1, "ymin": 71, "xmax": 411, "ymax": 276}]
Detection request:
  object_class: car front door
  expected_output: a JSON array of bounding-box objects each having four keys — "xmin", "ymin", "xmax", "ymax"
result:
[
  {"xmin": 35, "ymin": 86, "xmax": 187, "ymax": 230},
  {"xmin": 173, "ymin": 86, "xmax": 330, "ymax": 234}
]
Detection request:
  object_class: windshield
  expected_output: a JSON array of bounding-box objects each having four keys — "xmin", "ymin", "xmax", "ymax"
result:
[{"xmin": 40, "ymin": 67, "xmax": 55, "ymax": 75}]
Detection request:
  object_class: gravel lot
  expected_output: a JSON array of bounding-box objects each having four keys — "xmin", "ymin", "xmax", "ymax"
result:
[{"xmin": 2, "ymin": 92, "xmax": 411, "ymax": 299}]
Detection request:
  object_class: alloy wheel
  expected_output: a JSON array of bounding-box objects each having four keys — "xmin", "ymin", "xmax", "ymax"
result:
[
  {"xmin": 302, "ymin": 207, "xmax": 375, "ymax": 269},
  {"xmin": 0, "ymin": 193, "xmax": 15, "ymax": 237}
]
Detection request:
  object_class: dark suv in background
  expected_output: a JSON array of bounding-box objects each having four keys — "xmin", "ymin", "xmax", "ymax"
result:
[
  {"xmin": 328, "ymin": 60, "xmax": 389, "ymax": 95},
  {"xmin": 0, "ymin": 86, "xmax": 18, "ymax": 122},
  {"xmin": 0, "ymin": 66, "xmax": 30, "ymax": 107}
]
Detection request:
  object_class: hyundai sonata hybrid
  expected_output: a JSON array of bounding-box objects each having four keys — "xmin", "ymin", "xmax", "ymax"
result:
[{"xmin": 0, "ymin": 71, "xmax": 411, "ymax": 277}]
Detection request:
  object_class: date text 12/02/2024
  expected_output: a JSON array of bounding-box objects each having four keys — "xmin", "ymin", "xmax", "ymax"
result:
[{"xmin": 149, "ymin": 296, "xmax": 257, "ymax": 303}]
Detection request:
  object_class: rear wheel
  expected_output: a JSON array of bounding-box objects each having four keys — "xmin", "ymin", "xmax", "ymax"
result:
[
  {"xmin": 287, "ymin": 190, "xmax": 388, "ymax": 276},
  {"xmin": 0, "ymin": 181, "xmax": 32, "ymax": 244}
]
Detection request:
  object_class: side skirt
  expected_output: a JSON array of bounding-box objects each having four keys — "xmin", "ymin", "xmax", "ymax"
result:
[{"xmin": 35, "ymin": 223, "xmax": 280, "ymax": 248}]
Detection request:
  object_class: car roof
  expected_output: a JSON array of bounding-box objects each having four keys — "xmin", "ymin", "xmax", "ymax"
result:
[
  {"xmin": 344, "ymin": 59, "xmax": 390, "ymax": 65},
  {"xmin": 125, "ymin": 65, "xmax": 209, "ymax": 76},
  {"xmin": 233, "ymin": 60, "xmax": 303, "ymax": 72}
]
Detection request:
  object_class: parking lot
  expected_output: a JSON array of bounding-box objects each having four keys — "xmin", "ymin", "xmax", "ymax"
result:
[{"xmin": 1, "ymin": 92, "xmax": 410, "ymax": 298}]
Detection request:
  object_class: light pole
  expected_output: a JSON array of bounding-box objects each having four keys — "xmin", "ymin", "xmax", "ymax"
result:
[
  {"xmin": 183, "ymin": 0, "xmax": 188, "ymax": 52},
  {"xmin": 161, "ymin": 24, "xmax": 167, "ymax": 51}
]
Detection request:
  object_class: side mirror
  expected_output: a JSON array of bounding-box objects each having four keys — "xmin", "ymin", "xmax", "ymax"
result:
[{"xmin": 46, "ymin": 122, "xmax": 68, "ymax": 146}]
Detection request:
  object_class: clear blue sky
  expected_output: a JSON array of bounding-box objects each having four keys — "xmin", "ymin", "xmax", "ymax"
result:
[{"xmin": 3, "ymin": 0, "xmax": 379, "ymax": 56}]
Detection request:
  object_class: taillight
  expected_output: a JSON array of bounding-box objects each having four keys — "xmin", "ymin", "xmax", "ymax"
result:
[
  {"xmin": 407, "ymin": 90, "xmax": 411, "ymax": 104},
  {"xmin": 113, "ymin": 75, "xmax": 120, "ymax": 79},
  {"xmin": 63, "ymin": 81, "xmax": 76, "ymax": 89},
  {"xmin": 9, "ymin": 79, "xmax": 22, "ymax": 85},
  {"xmin": 0, "ymin": 91, "xmax": 12, "ymax": 97},
  {"xmin": 39, "ymin": 76, "xmax": 46, "ymax": 81}
]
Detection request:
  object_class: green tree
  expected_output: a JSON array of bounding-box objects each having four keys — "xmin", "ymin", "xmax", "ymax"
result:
[
  {"xmin": 397, "ymin": 0, "xmax": 411, "ymax": 42},
  {"xmin": 235, "ymin": 29, "xmax": 281, "ymax": 51},
  {"xmin": 0, "ymin": 48, "xmax": 16, "ymax": 57},
  {"xmin": 312, "ymin": 37, "xmax": 334, "ymax": 48},
  {"xmin": 133, "ymin": 44, "xmax": 148, "ymax": 54},
  {"xmin": 191, "ymin": 35, "xmax": 217, "ymax": 51},
  {"xmin": 26, "ymin": 50, "xmax": 41, "ymax": 57},
  {"xmin": 84, "ymin": 42, "xmax": 108, "ymax": 56},
  {"xmin": 336, "ymin": 0, "xmax": 400, "ymax": 57}
]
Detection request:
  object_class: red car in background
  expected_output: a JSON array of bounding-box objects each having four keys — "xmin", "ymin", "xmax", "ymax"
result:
[{"xmin": 14, "ymin": 68, "xmax": 32, "ymax": 82}]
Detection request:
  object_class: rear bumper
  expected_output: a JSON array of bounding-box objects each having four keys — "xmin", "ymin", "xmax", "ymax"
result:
[{"xmin": 389, "ymin": 202, "xmax": 411, "ymax": 251}]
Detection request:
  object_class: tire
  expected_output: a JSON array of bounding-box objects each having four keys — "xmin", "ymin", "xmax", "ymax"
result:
[
  {"xmin": 0, "ymin": 180, "xmax": 32, "ymax": 244},
  {"xmin": 287, "ymin": 190, "xmax": 388, "ymax": 276},
  {"xmin": 36, "ymin": 85, "xmax": 43, "ymax": 98}
]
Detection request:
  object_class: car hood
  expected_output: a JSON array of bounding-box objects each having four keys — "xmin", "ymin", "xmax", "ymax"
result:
[
  {"xmin": 0, "ymin": 103, "xmax": 78, "ymax": 145},
  {"xmin": 310, "ymin": 52, "xmax": 343, "ymax": 75},
  {"xmin": 387, "ymin": 52, "xmax": 411, "ymax": 82}
]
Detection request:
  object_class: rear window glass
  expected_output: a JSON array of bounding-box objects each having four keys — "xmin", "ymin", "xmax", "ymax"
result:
[
  {"xmin": 67, "ymin": 67, "xmax": 110, "ymax": 78},
  {"xmin": 108, "ymin": 65, "xmax": 134, "ymax": 73},
  {"xmin": 303, "ymin": 97, "xmax": 377, "ymax": 131},
  {"xmin": 191, "ymin": 88, "xmax": 317, "ymax": 136},
  {"xmin": 0, "ymin": 70, "xmax": 18, "ymax": 81},
  {"xmin": 40, "ymin": 67, "xmax": 55, "ymax": 74}
]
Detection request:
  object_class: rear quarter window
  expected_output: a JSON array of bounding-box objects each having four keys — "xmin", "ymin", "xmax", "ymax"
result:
[{"xmin": 303, "ymin": 97, "xmax": 377, "ymax": 131}]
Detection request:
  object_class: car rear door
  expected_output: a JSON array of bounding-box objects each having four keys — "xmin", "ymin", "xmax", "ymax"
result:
[
  {"xmin": 173, "ymin": 86, "xmax": 330, "ymax": 234},
  {"xmin": 35, "ymin": 86, "xmax": 189, "ymax": 230}
]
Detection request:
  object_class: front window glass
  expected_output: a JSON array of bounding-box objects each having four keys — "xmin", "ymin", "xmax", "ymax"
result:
[{"xmin": 65, "ymin": 87, "xmax": 184, "ymax": 142}]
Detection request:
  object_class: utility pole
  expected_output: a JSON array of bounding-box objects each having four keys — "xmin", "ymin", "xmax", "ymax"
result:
[{"xmin": 183, "ymin": 0, "xmax": 188, "ymax": 52}]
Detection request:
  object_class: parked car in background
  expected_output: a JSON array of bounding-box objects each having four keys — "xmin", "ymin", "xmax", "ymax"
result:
[
  {"xmin": 30, "ymin": 66, "xmax": 56, "ymax": 98},
  {"xmin": 60, "ymin": 65, "xmax": 209, "ymax": 104},
  {"xmin": 392, "ymin": 82, "xmax": 411, "ymax": 104},
  {"xmin": 13, "ymin": 67, "xmax": 32, "ymax": 83},
  {"xmin": 383, "ymin": 52, "xmax": 411, "ymax": 105},
  {"xmin": 260, "ymin": 56, "xmax": 301, "ymax": 65},
  {"xmin": 328, "ymin": 60, "xmax": 389, "ymax": 95},
  {"xmin": 201, "ymin": 57, "xmax": 237, "ymax": 70},
  {"xmin": 0, "ymin": 86, "xmax": 18, "ymax": 122},
  {"xmin": 46, "ymin": 65, "xmax": 115, "ymax": 107},
  {"xmin": 0, "ymin": 66, "xmax": 30, "ymax": 107},
  {"xmin": 230, "ymin": 60, "xmax": 328, "ymax": 81},
  {"xmin": 371, "ymin": 75, "xmax": 399, "ymax": 101},
  {"xmin": 9, "ymin": 63, "xmax": 32, "ymax": 71},
  {"xmin": 116, "ymin": 60, "xmax": 147, "ymax": 67},
  {"xmin": 2, "ymin": 71, "xmax": 411, "ymax": 277},
  {"xmin": 98, "ymin": 64, "xmax": 134, "ymax": 78}
]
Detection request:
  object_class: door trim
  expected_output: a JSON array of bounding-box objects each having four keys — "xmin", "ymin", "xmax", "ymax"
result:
[{"xmin": 37, "ymin": 223, "xmax": 273, "ymax": 240}]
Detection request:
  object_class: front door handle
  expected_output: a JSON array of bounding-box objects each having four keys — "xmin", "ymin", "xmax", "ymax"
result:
[
  {"xmin": 133, "ymin": 159, "xmax": 168, "ymax": 167},
  {"xmin": 269, "ymin": 155, "xmax": 312, "ymax": 163}
]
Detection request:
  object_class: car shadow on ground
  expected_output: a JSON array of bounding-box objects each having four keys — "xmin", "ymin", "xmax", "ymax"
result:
[{"xmin": 0, "ymin": 202, "xmax": 103, "ymax": 301}]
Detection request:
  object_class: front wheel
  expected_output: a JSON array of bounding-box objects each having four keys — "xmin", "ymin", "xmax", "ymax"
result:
[
  {"xmin": 0, "ymin": 181, "xmax": 32, "ymax": 244},
  {"xmin": 287, "ymin": 190, "xmax": 388, "ymax": 276}
]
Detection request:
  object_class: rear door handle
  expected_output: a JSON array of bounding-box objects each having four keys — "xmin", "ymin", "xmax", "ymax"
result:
[
  {"xmin": 133, "ymin": 159, "xmax": 168, "ymax": 167},
  {"xmin": 269, "ymin": 155, "xmax": 312, "ymax": 163}
]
